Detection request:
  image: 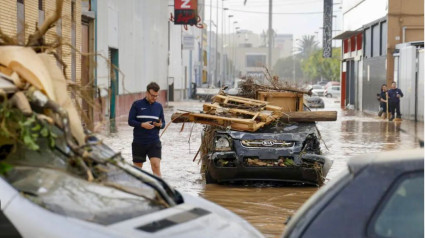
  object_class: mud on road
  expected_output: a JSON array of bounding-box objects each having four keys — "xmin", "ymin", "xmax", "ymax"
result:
[{"xmin": 103, "ymin": 98, "xmax": 423, "ymax": 238}]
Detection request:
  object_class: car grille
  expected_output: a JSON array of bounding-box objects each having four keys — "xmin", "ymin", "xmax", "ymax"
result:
[
  {"xmin": 307, "ymin": 99, "xmax": 322, "ymax": 104},
  {"xmin": 243, "ymin": 157, "xmax": 295, "ymax": 167},
  {"xmin": 241, "ymin": 139, "xmax": 295, "ymax": 148}
]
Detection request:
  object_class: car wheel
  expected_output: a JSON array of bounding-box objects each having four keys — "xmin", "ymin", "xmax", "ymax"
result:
[
  {"xmin": 205, "ymin": 170, "xmax": 217, "ymax": 184},
  {"xmin": 327, "ymin": 94, "xmax": 332, "ymax": 98}
]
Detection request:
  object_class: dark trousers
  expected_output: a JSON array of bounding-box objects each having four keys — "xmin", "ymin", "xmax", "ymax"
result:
[
  {"xmin": 389, "ymin": 102, "xmax": 401, "ymax": 118},
  {"xmin": 380, "ymin": 102, "xmax": 387, "ymax": 111}
]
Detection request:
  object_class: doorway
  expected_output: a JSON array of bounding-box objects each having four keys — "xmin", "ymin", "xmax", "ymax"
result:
[{"xmin": 109, "ymin": 48, "xmax": 119, "ymax": 133}]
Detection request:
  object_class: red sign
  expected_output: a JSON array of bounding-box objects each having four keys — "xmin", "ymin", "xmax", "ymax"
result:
[
  {"xmin": 174, "ymin": 0, "xmax": 198, "ymax": 25},
  {"xmin": 175, "ymin": 0, "xmax": 197, "ymax": 10}
]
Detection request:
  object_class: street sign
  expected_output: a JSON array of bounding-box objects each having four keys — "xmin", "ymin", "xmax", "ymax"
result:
[
  {"xmin": 182, "ymin": 35, "xmax": 195, "ymax": 50},
  {"xmin": 174, "ymin": 0, "xmax": 197, "ymax": 25},
  {"xmin": 322, "ymin": 0, "xmax": 333, "ymax": 58}
]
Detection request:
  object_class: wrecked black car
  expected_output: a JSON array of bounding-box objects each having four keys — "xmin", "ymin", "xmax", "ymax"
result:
[{"xmin": 201, "ymin": 122, "xmax": 332, "ymax": 186}]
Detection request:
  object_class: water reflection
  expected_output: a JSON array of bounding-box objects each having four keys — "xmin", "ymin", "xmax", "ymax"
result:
[
  {"xmin": 200, "ymin": 185, "xmax": 318, "ymax": 238},
  {"xmin": 105, "ymin": 99, "xmax": 423, "ymax": 238}
]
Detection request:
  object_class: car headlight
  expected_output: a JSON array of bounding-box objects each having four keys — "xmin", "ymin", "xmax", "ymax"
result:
[{"xmin": 215, "ymin": 136, "xmax": 231, "ymax": 151}]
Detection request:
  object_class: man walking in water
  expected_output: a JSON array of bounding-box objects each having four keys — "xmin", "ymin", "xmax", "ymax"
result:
[
  {"xmin": 388, "ymin": 81, "xmax": 404, "ymax": 121},
  {"xmin": 128, "ymin": 82, "xmax": 165, "ymax": 177}
]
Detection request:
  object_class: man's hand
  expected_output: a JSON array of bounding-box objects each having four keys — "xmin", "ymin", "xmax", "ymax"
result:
[
  {"xmin": 153, "ymin": 119, "xmax": 162, "ymax": 128},
  {"xmin": 141, "ymin": 121, "xmax": 155, "ymax": 129}
]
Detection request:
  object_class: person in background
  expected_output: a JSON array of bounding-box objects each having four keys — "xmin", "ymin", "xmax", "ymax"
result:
[
  {"xmin": 378, "ymin": 84, "xmax": 388, "ymax": 117},
  {"xmin": 387, "ymin": 81, "xmax": 404, "ymax": 121},
  {"xmin": 128, "ymin": 82, "xmax": 165, "ymax": 177}
]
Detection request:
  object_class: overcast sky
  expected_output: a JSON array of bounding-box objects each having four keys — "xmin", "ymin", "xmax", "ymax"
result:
[{"xmin": 203, "ymin": 0, "xmax": 343, "ymax": 46}]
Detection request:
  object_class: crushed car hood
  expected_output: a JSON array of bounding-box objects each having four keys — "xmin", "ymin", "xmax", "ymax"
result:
[{"xmin": 217, "ymin": 122, "xmax": 318, "ymax": 141}]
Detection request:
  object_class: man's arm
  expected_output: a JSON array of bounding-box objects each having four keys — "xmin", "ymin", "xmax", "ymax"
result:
[
  {"xmin": 398, "ymin": 89, "xmax": 404, "ymax": 97},
  {"xmin": 128, "ymin": 102, "xmax": 140, "ymax": 127},
  {"xmin": 159, "ymin": 107, "xmax": 165, "ymax": 129}
]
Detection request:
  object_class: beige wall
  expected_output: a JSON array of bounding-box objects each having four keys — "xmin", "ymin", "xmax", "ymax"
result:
[
  {"xmin": 0, "ymin": 0, "xmax": 82, "ymax": 85},
  {"xmin": 0, "ymin": 1, "xmax": 17, "ymax": 37},
  {"xmin": 387, "ymin": 0, "xmax": 424, "ymax": 85}
]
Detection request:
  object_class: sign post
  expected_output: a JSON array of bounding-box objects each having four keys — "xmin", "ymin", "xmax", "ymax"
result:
[
  {"xmin": 174, "ymin": 0, "xmax": 198, "ymax": 25},
  {"xmin": 322, "ymin": 0, "xmax": 333, "ymax": 58}
]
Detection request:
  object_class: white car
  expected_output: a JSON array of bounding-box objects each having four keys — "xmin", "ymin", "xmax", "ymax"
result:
[
  {"xmin": 0, "ymin": 76, "xmax": 263, "ymax": 238},
  {"xmin": 324, "ymin": 85, "xmax": 341, "ymax": 98},
  {"xmin": 310, "ymin": 85, "xmax": 325, "ymax": 97},
  {"xmin": 0, "ymin": 138, "xmax": 263, "ymax": 238},
  {"xmin": 225, "ymin": 78, "xmax": 244, "ymax": 96}
]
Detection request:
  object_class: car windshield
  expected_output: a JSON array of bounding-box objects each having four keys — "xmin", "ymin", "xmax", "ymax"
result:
[
  {"xmin": 2, "ymin": 121, "xmax": 170, "ymax": 225},
  {"xmin": 312, "ymin": 85, "xmax": 322, "ymax": 89}
]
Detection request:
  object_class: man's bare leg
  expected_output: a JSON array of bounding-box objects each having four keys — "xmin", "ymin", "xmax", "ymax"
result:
[
  {"xmin": 150, "ymin": 157, "xmax": 161, "ymax": 177},
  {"xmin": 134, "ymin": 162, "xmax": 143, "ymax": 169}
]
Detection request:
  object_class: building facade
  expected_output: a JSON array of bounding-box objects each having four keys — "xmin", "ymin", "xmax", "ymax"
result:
[
  {"xmin": 335, "ymin": 0, "xmax": 423, "ymax": 117},
  {"xmin": 91, "ymin": 0, "xmax": 169, "ymax": 126},
  {"xmin": 0, "ymin": 0, "xmax": 82, "ymax": 85},
  {"xmin": 168, "ymin": 0, "xmax": 205, "ymax": 101}
]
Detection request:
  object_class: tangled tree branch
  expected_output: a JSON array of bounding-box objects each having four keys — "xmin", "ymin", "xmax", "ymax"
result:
[{"xmin": 26, "ymin": 0, "xmax": 63, "ymax": 48}]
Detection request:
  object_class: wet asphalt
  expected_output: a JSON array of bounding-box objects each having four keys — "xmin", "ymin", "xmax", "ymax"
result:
[{"xmin": 102, "ymin": 97, "xmax": 423, "ymax": 238}]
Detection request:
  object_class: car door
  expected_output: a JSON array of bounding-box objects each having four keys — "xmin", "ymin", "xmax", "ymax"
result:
[{"xmin": 298, "ymin": 164, "xmax": 422, "ymax": 237}]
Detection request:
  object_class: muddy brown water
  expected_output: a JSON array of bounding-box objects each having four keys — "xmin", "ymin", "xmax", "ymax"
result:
[{"xmin": 103, "ymin": 98, "xmax": 423, "ymax": 238}]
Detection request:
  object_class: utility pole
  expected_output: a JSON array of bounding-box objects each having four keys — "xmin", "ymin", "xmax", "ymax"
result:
[
  {"xmin": 208, "ymin": 0, "xmax": 212, "ymax": 86},
  {"xmin": 215, "ymin": 0, "xmax": 219, "ymax": 87},
  {"xmin": 268, "ymin": 0, "xmax": 273, "ymax": 72},
  {"xmin": 222, "ymin": 4, "xmax": 227, "ymax": 86}
]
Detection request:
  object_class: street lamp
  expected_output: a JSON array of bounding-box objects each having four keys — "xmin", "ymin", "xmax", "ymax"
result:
[
  {"xmin": 228, "ymin": 15, "xmax": 234, "ymax": 83},
  {"xmin": 222, "ymin": 6, "xmax": 228, "ymax": 85}
]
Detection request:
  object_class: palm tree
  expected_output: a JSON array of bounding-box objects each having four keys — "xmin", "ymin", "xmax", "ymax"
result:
[{"xmin": 296, "ymin": 35, "xmax": 319, "ymax": 59}]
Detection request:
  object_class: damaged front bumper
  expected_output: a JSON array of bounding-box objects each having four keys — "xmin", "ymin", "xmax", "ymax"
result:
[{"xmin": 206, "ymin": 151, "xmax": 332, "ymax": 186}]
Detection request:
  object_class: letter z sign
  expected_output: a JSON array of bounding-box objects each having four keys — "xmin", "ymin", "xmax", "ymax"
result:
[{"xmin": 174, "ymin": 0, "xmax": 197, "ymax": 25}]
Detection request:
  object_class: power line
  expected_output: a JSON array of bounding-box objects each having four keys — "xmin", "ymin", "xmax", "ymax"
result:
[{"xmin": 201, "ymin": 4, "xmax": 340, "ymax": 15}]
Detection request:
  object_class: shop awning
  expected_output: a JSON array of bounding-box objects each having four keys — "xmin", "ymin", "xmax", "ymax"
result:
[{"xmin": 333, "ymin": 31, "xmax": 361, "ymax": 40}]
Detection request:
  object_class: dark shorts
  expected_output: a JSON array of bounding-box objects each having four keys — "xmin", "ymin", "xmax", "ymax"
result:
[{"xmin": 132, "ymin": 141, "xmax": 162, "ymax": 163}]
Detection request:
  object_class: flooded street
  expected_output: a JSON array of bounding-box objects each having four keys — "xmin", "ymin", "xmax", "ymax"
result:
[{"xmin": 102, "ymin": 98, "xmax": 423, "ymax": 238}]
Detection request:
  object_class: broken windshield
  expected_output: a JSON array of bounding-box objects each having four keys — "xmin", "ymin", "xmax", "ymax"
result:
[{"xmin": 1, "ymin": 120, "xmax": 172, "ymax": 225}]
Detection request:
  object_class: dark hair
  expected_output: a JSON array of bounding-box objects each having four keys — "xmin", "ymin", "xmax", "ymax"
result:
[{"xmin": 147, "ymin": 82, "xmax": 160, "ymax": 92}]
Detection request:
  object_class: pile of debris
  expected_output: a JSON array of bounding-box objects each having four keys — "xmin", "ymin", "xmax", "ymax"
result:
[
  {"xmin": 172, "ymin": 94, "xmax": 337, "ymax": 132},
  {"xmin": 239, "ymin": 76, "xmax": 312, "ymax": 99}
]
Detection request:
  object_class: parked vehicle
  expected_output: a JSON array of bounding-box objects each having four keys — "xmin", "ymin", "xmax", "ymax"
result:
[
  {"xmin": 283, "ymin": 149, "xmax": 424, "ymax": 238},
  {"xmin": 304, "ymin": 95, "xmax": 325, "ymax": 108},
  {"xmin": 0, "ymin": 76, "xmax": 263, "ymax": 238},
  {"xmin": 224, "ymin": 78, "xmax": 244, "ymax": 96},
  {"xmin": 324, "ymin": 81, "xmax": 340, "ymax": 90},
  {"xmin": 324, "ymin": 85, "xmax": 340, "ymax": 98},
  {"xmin": 202, "ymin": 122, "xmax": 332, "ymax": 185},
  {"xmin": 196, "ymin": 86, "xmax": 220, "ymax": 101},
  {"xmin": 201, "ymin": 92, "xmax": 333, "ymax": 186},
  {"xmin": 310, "ymin": 85, "xmax": 325, "ymax": 97}
]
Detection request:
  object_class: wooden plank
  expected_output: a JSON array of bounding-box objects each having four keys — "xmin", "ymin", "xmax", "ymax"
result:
[
  {"xmin": 280, "ymin": 111, "xmax": 337, "ymax": 122},
  {"xmin": 172, "ymin": 112, "xmax": 255, "ymax": 125},
  {"xmin": 204, "ymin": 103, "xmax": 273, "ymax": 122},
  {"xmin": 214, "ymin": 94, "xmax": 267, "ymax": 107},
  {"xmin": 252, "ymin": 112, "xmax": 260, "ymax": 120}
]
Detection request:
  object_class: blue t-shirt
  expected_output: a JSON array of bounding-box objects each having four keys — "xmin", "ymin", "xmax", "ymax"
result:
[
  {"xmin": 128, "ymin": 98, "xmax": 165, "ymax": 144},
  {"xmin": 388, "ymin": 88, "xmax": 404, "ymax": 103}
]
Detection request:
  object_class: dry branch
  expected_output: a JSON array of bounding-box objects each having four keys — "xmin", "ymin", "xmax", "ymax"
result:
[{"xmin": 26, "ymin": 0, "xmax": 63, "ymax": 48}]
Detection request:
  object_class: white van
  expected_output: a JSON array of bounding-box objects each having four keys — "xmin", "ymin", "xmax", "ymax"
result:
[{"xmin": 325, "ymin": 85, "xmax": 341, "ymax": 98}]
